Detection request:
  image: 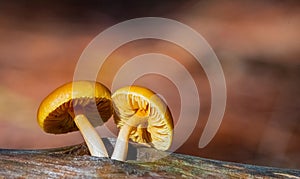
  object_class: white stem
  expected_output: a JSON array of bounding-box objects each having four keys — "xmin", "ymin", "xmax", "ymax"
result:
[
  {"xmin": 111, "ymin": 125, "xmax": 132, "ymax": 161},
  {"xmin": 74, "ymin": 114, "xmax": 108, "ymax": 157}
]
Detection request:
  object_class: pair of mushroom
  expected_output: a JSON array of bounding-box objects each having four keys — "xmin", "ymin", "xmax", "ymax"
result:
[{"xmin": 37, "ymin": 81, "xmax": 173, "ymax": 161}]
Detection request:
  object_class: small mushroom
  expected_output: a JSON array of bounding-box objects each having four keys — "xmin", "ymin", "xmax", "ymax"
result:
[
  {"xmin": 37, "ymin": 81, "xmax": 113, "ymax": 157},
  {"xmin": 111, "ymin": 86, "xmax": 174, "ymax": 161}
]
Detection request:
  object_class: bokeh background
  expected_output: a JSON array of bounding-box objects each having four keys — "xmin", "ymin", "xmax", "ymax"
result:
[{"xmin": 0, "ymin": 0, "xmax": 299, "ymax": 168}]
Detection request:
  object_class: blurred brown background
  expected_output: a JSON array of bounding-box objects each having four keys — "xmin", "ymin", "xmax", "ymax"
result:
[{"xmin": 0, "ymin": 0, "xmax": 299, "ymax": 168}]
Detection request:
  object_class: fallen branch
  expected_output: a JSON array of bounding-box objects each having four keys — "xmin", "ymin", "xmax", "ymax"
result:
[{"xmin": 0, "ymin": 138, "xmax": 299, "ymax": 178}]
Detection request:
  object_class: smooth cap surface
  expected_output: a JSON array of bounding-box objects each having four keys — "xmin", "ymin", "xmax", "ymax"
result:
[
  {"xmin": 112, "ymin": 86, "xmax": 174, "ymax": 151},
  {"xmin": 37, "ymin": 81, "xmax": 113, "ymax": 134}
]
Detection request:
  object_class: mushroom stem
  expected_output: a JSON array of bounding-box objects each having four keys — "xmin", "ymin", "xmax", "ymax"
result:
[
  {"xmin": 74, "ymin": 114, "xmax": 108, "ymax": 157},
  {"xmin": 111, "ymin": 124, "xmax": 132, "ymax": 161}
]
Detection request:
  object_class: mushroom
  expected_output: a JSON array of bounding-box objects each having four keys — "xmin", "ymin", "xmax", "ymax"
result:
[
  {"xmin": 111, "ymin": 86, "xmax": 174, "ymax": 161},
  {"xmin": 37, "ymin": 81, "xmax": 113, "ymax": 157}
]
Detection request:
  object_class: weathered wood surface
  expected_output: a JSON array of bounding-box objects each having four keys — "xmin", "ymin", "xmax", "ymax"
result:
[{"xmin": 0, "ymin": 138, "xmax": 299, "ymax": 178}]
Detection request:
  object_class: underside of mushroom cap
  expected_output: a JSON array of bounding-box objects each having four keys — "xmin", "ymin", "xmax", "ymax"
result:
[
  {"xmin": 112, "ymin": 86, "xmax": 174, "ymax": 151},
  {"xmin": 37, "ymin": 81, "xmax": 113, "ymax": 134}
]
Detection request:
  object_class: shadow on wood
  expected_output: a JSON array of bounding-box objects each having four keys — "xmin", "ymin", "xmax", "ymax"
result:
[{"xmin": 0, "ymin": 138, "xmax": 299, "ymax": 178}]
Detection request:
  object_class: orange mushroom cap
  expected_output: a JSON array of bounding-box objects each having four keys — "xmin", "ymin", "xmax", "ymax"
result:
[
  {"xmin": 112, "ymin": 86, "xmax": 174, "ymax": 151},
  {"xmin": 37, "ymin": 81, "xmax": 113, "ymax": 134}
]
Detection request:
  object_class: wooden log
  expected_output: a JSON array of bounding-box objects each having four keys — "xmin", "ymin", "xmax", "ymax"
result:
[{"xmin": 0, "ymin": 138, "xmax": 299, "ymax": 178}]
